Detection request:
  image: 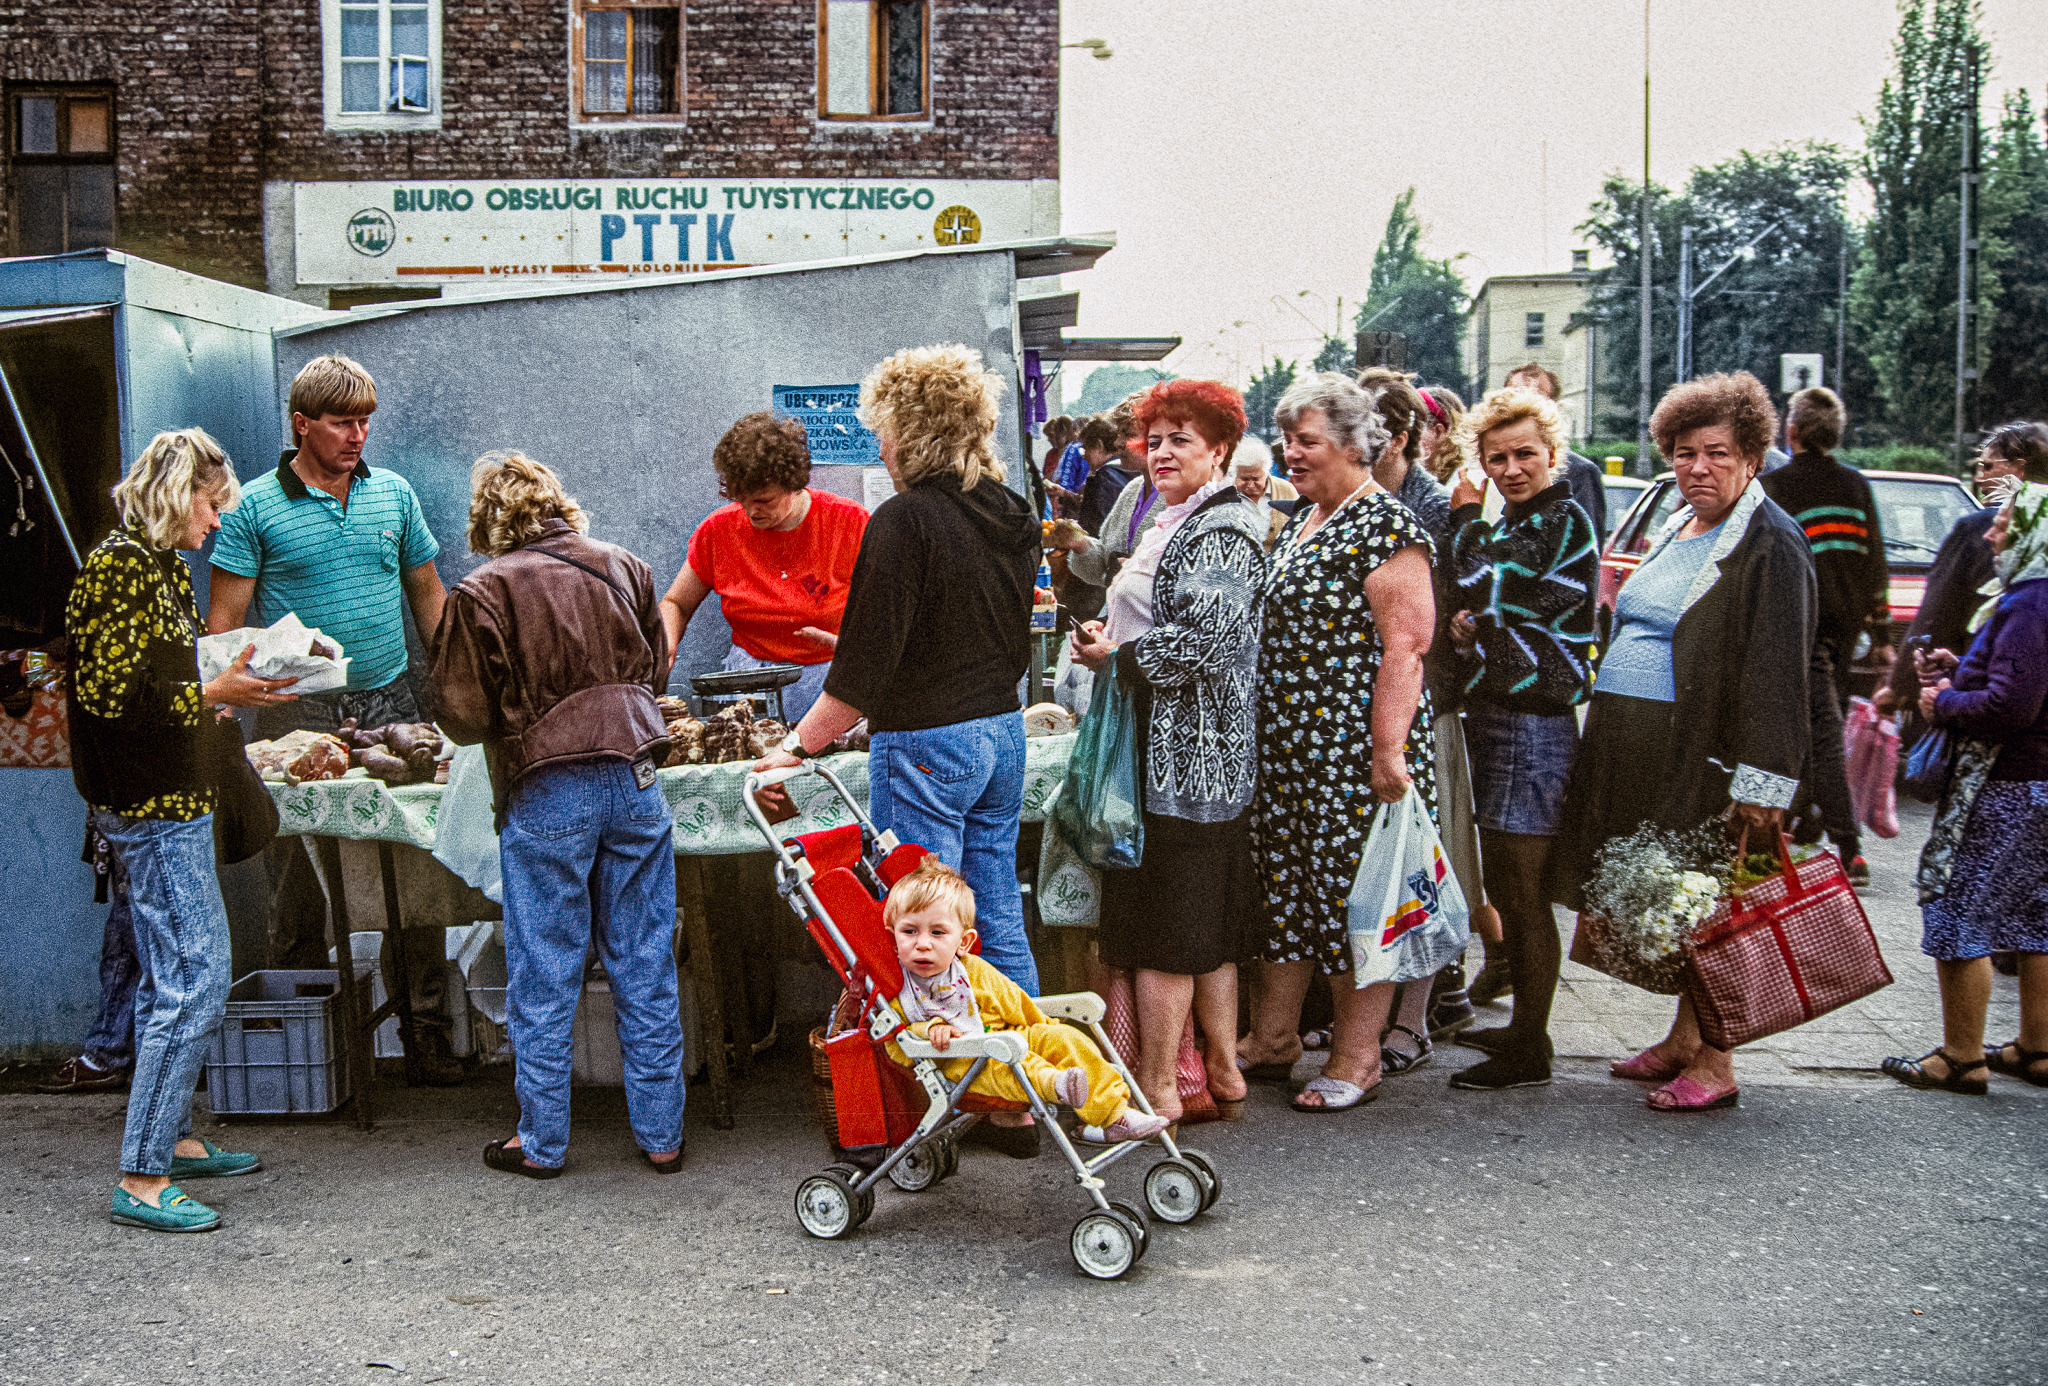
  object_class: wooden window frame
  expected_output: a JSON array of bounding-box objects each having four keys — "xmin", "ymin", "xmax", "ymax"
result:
[
  {"xmin": 322, "ymin": 0, "xmax": 444, "ymax": 132},
  {"xmin": 7, "ymin": 85, "xmax": 117, "ymax": 256},
  {"xmin": 816, "ymin": 0, "xmax": 930, "ymax": 123},
  {"xmin": 570, "ymin": 1, "xmax": 687, "ymax": 127}
]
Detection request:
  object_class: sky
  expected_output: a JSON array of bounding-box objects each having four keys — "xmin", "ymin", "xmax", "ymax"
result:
[{"xmin": 1053, "ymin": 0, "xmax": 2048, "ymax": 400}]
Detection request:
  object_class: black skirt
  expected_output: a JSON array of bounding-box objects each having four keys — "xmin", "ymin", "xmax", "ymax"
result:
[
  {"xmin": 1546, "ymin": 692, "xmax": 1682, "ymax": 911},
  {"xmin": 1098, "ymin": 807, "xmax": 1258, "ymax": 975}
]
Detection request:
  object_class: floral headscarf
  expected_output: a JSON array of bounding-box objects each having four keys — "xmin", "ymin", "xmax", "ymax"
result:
[{"xmin": 1969, "ymin": 479, "xmax": 2048, "ymax": 631}]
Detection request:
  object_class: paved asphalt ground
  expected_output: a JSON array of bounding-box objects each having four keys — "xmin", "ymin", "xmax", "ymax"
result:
[{"xmin": 2, "ymin": 807, "xmax": 2042, "ymax": 1386}]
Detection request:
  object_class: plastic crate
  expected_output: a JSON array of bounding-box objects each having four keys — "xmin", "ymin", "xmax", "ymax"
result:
[{"xmin": 203, "ymin": 969, "xmax": 352, "ymax": 1115}]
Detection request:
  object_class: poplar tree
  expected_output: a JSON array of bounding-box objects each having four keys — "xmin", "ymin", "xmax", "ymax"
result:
[
  {"xmin": 1980, "ymin": 89, "xmax": 2048, "ymax": 423},
  {"xmin": 1354, "ymin": 188, "xmax": 1470, "ymax": 396}
]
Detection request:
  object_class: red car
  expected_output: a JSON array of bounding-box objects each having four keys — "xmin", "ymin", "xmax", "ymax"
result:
[{"xmin": 1597, "ymin": 469, "xmax": 1981, "ymax": 694}]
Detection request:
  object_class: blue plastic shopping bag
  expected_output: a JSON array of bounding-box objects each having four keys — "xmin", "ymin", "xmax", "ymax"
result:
[{"xmin": 1049, "ymin": 671, "xmax": 1144, "ymax": 870}]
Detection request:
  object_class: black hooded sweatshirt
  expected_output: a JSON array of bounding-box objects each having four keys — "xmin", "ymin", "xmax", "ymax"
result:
[{"xmin": 824, "ymin": 472, "xmax": 1040, "ymax": 733}]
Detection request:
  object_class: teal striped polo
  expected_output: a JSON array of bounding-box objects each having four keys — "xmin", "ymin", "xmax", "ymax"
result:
[{"xmin": 211, "ymin": 453, "xmax": 440, "ymax": 692}]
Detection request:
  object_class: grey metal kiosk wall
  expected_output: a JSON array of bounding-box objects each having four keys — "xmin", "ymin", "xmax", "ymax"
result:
[{"xmin": 271, "ymin": 245, "xmax": 1028, "ymax": 691}]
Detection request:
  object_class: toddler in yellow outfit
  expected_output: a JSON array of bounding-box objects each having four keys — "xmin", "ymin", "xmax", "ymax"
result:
[{"xmin": 883, "ymin": 859, "xmax": 1168, "ymax": 1144}]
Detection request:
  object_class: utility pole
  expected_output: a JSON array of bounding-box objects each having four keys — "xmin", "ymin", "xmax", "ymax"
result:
[
  {"xmin": 1836, "ymin": 236, "xmax": 1848, "ymax": 398},
  {"xmin": 1636, "ymin": 0, "xmax": 1653, "ymax": 477},
  {"xmin": 1955, "ymin": 42, "xmax": 1982, "ymax": 468},
  {"xmin": 1676, "ymin": 225, "xmax": 1694, "ymax": 384}
]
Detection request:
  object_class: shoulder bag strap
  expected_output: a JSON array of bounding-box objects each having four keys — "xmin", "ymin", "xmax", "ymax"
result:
[{"xmin": 530, "ymin": 545, "xmax": 635, "ymax": 611}]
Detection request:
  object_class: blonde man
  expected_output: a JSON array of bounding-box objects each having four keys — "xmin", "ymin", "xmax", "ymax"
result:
[
  {"xmin": 430, "ymin": 452, "xmax": 683, "ymax": 1178},
  {"xmin": 208, "ymin": 354, "xmax": 458, "ymax": 1078}
]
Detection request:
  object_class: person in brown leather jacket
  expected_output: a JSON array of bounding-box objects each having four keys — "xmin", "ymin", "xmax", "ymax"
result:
[{"xmin": 429, "ymin": 451, "xmax": 685, "ymax": 1179}]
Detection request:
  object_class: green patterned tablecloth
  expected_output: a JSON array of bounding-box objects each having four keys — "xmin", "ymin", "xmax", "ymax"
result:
[{"xmin": 268, "ymin": 732, "xmax": 1076, "ymax": 857}]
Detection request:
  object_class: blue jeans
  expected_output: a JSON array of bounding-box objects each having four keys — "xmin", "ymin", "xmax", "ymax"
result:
[
  {"xmin": 92, "ymin": 810, "xmax": 231, "ymax": 1176},
  {"xmin": 868, "ymin": 713, "xmax": 1037, "ymax": 995},
  {"xmin": 500, "ymin": 760, "xmax": 684, "ymax": 1168},
  {"xmin": 82, "ymin": 861, "xmax": 141, "ymax": 1072}
]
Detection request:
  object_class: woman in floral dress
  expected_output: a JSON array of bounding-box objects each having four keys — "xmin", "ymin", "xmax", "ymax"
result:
[{"xmin": 1237, "ymin": 373, "xmax": 1440, "ymax": 1113}]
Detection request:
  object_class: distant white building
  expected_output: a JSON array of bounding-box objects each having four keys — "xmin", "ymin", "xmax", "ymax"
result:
[{"xmin": 1464, "ymin": 251, "xmax": 1599, "ymax": 443}]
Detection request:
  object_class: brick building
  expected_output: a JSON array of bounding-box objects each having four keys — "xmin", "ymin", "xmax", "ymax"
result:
[{"xmin": 2, "ymin": 1, "xmax": 1062, "ymax": 304}]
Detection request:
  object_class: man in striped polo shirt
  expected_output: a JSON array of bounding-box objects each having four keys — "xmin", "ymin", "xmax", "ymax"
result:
[{"xmin": 208, "ymin": 354, "xmax": 462, "ymax": 1082}]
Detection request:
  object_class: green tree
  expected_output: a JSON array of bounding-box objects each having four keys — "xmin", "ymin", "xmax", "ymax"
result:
[
  {"xmin": 1070, "ymin": 363, "xmax": 1174, "ymax": 417},
  {"xmin": 1577, "ymin": 144, "xmax": 1870, "ymax": 438},
  {"xmin": 1243, "ymin": 357, "xmax": 1298, "ymax": 439},
  {"xmin": 1980, "ymin": 88, "xmax": 2048, "ymax": 423},
  {"xmin": 1849, "ymin": 0, "xmax": 1987, "ymax": 446},
  {"xmin": 1312, "ymin": 337, "xmax": 1352, "ymax": 375},
  {"xmin": 1352, "ymin": 188, "xmax": 1469, "ymax": 394}
]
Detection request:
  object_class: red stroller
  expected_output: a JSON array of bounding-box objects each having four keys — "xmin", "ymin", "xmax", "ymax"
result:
[{"xmin": 744, "ymin": 761, "xmax": 1222, "ymax": 1279}]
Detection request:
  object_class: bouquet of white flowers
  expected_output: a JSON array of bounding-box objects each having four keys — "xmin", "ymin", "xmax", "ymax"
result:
[{"xmin": 1573, "ymin": 825, "xmax": 1728, "ymax": 993}]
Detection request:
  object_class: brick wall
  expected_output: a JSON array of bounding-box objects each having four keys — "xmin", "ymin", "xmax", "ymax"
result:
[{"xmin": 3, "ymin": 0, "xmax": 1058, "ymax": 287}]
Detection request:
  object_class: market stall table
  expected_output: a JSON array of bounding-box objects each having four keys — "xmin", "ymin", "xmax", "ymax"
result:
[{"xmin": 268, "ymin": 733, "xmax": 1077, "ymax": 1130}]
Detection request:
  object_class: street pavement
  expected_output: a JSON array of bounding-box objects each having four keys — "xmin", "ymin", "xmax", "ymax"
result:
[{"xmin": 2, "ymin": 801, "xmax": 2042, "ymax": 1386}]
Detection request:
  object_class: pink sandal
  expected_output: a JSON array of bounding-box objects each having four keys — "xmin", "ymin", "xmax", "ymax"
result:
[
  {"xmin": 1610, "ymin": 1047, "xmax": 1684, "ymax": 1082},
  {"xmin": 1646, "ymin": 1075, "xmax": 1739, "ymax": 1112}
]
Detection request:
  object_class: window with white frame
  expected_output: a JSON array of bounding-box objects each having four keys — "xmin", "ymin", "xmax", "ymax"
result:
[
  {"xmin": 323, "ymin": 0, "xmax": 442, "ymax": 130},
  {"xmin": 572, "ymin": 2, "xmax": 685, "ymax": 124},
  {"xmin": 818, "ymin": 1, "xmax": 928, "ymax": 121}
]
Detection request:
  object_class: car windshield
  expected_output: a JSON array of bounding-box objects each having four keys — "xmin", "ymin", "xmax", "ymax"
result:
[
  {"xmin": 1601, "ymin": 480, "xmax": 1648, "ymax": 537},
  {"xmin": 1869, "ymin": 476, "xmax": 1977, "ymax": 562}
]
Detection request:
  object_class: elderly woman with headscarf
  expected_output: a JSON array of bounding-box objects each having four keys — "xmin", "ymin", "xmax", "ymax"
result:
[
  {"xmin": 1235, "ymin": 373, "xmax": 1440, "ymax": 1112},
  {"xmin": 70, "ymin": 429, "xmax": 298, "ymax": 1232},
  {"xmin": 1069, "ymin": 379, "xmax": 1266, "ymax": 1125},
  {"xmin": 432, "ymin": 452, "xmax": 684, "ymax": 1179},
  {"xmin": 1548, "ymin": 372, "xmax": 1816, "ymax": 1112},
  {"xmin": 1882, "ymin": 477, "xmax": 2048, "ymax": 1094}
]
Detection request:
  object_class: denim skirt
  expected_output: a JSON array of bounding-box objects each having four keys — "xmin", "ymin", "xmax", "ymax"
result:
[{"xmin": 1463, "ymin": 704, "xmax": 1580, "ymax": 836}]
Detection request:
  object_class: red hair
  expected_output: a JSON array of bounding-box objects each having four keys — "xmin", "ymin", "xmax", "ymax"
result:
[{"xmin": 1134, "ymin": 379, "xmax": 1247, "ymax": 455}]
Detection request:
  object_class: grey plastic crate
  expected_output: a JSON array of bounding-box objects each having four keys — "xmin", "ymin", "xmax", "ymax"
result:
[{"xmin": 203, "ymin": 969, "xmax": 352, "ymax": 1115}]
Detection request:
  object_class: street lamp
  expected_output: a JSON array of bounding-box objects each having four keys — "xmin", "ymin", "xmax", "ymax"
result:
[
  {"xmin": 1061, "ymin": 38, "xmax": 1113, "ymax": 59},
  {"xmin": 1675, "ymin": 218, "xmax": 1784, "ymax": 383}
]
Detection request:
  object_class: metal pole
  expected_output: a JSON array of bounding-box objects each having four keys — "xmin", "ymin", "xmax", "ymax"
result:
[
  {"xmin": 1836, "ymin": 235, "xmax": 1848, "ymax": 399},
  {"xmin": 1954, "ymin": 43, "xmax": 1980, "ymax": 468},
  {"xmin": 1676, "ymin": 225, "xmax": 1694, "ymax": 384},
  {"xmin": 1636, "ymin": 0, "xmax": 1653, "ymax": 478}
]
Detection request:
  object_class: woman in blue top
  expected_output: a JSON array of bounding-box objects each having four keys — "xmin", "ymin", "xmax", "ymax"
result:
[{"xmin": 1547, "ymin": 373, "xmax": 1816, "ymax": 1112}]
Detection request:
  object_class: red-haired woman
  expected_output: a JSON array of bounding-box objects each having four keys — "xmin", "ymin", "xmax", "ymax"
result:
[{"xmin": 1070, "ymin": 378, "xmax": 1266, "ymax": 1126}]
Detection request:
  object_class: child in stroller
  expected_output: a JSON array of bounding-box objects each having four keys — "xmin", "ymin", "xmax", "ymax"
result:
[{"xmin": 885, "ymin": 858, "xmax": 1169, "ymax": 1145}]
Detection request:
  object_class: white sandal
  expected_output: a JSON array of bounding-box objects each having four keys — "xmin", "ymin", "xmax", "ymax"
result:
[{"xmin": 1290, "ymin": 1074, "xmax": 1381, "ymax": 1113}]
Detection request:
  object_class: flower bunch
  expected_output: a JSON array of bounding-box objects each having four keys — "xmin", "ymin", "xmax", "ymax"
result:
[{"xmin": 1581, "ymin": 824, "xmax": 1729, "ymax": 991}]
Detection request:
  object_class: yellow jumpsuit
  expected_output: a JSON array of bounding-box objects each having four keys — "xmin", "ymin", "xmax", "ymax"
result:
[{"xmin": 885, "ymin": 954, "xmax": 1131, "ymax": 1129}]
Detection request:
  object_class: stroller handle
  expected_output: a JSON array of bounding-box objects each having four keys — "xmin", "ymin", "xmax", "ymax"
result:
[{"xmin": 745, "ymin": 762, "xmax": 820, "ymax": 793}]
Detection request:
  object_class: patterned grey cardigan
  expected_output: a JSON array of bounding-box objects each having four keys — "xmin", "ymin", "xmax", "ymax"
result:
[{"xmin": 1112, "ymin": 489, "xmax": 1268, "ymax": 823}]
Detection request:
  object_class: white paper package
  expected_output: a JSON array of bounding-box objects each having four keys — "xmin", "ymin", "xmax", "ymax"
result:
[{"xmin": 197, "ymin": 613, "xmax": 351, "ymax": 695}]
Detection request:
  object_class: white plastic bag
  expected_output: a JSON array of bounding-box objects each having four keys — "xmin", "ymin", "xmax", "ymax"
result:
[
  {"xmin": 1347, "ymin": 786, "xmax": 1471, "ymax": 988},
  {"xmin": 198, "ymin": 612, "xmax": 351, "ymax": 694},
  {"xmin": 430, "ymin": 742, "xmax": 502, "ymax": 904}
]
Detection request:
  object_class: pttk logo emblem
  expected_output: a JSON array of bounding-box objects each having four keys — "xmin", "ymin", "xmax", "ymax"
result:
[
  {"xmin": 933, "ymin": 205, "xmax": 981, "ymax": 246},
  {"xmin": 347, "ymin": 208, "xmax": 396, "ymax": 257}
]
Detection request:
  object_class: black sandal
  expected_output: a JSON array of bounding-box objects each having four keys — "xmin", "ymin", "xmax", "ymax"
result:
[
  {"xmin": 1984, "ymin": 1041, "xmax": 2048, "ymax": 1088},
  {"xmin": 483, "ymin": 1138, "xmax": 563, "ymax": 1179},
  {"xmin": 1881, "ymin": 1048, "xmax": 1989, "ymax": 1095},
  {"xmin": 1379, "ymin": 1023, "xmax": 1433, "ymax": 1075}
]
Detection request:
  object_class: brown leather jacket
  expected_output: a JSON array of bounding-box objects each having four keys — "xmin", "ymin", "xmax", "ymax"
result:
[{"xmin": 429, "ymin": 519, "xmax": 670, "ymax": 815}]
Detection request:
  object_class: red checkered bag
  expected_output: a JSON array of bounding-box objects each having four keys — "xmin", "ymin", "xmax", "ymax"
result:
[{"xmin": 1684, "ymin": 833, "xmax": 1893, "ymax": 1051}]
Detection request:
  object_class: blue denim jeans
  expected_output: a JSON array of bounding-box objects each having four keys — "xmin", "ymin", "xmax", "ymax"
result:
[
  {"xmin": 82, "ymin": 861, "xmax": 141, "ymax": 1072},
  {"xmin": 499, "ymin": 759, "xmax": 684, "ymax": 1168},
  {"xmin": 92, "ymin": 810, "xmax": 231, "ymax": 1176},
  {"xmin": 868, "ymin": 713, "xmax": 1037, "ymax": 995}
]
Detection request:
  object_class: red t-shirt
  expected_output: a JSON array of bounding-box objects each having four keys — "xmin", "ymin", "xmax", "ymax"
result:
[{"xmin": 685, "ymin": 489, "xmax": 869, "ymax": 665}]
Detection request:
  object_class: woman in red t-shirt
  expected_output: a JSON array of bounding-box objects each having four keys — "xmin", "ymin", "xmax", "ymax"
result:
[{"xmin": 659, "ymin": 413, "xmax": 868, "ymax": 721}]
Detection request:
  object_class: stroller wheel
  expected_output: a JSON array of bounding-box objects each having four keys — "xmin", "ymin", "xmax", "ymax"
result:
[
  {"xmin": 1176, "ymin": 1147, "xmax": 1222, "ymax": 1212},
  {"xmin": 1070, "ymin": 1208, "xmax": 1142, "ymax": 1280},
  {"xmin": 1143, "ymin": 1158, "xmax": 1207, "ymax": 1225},
  {"xmin": 1107, "ymin": 1199, "xmax": 1151, "ymax": 1260},
  {"xmin": 938, "ymin": 1138, "xmax": 960, "ymax": 1179},
  {"xmin": 795, "ymin": 1169, "xmax": 863, "ymax": 1239},
  {"xmin": 886, "ymin": 1138, "xmax": 949, "ymax": 1193}
]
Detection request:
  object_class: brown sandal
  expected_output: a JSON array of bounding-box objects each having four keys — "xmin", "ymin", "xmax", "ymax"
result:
[{"xmin": 1984, "ymin": 1041, "xmax": 2048, "ymax": 1088}]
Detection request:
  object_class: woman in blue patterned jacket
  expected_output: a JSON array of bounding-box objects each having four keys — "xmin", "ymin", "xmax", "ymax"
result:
[
  {"xmin": 1071, "ymin": 379, "xmax": 1266, "ymax": 1125},
  {"xmin": 1440, "ymin": 388, "xmax": 1600, "ymax": 1091}
]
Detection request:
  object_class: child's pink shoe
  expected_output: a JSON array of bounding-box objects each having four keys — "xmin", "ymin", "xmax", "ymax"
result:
[
  {"xmin": 1054, "ymin": 1067, "xmax": 1090, "ymax": 1110},
  {"xmin": 1098, "ymin": 1109, "xmax": 1170, "ymax": 1143}
]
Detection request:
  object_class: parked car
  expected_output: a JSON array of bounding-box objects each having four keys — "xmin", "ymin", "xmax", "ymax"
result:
[
  {"xmin": 1596, "ymin": 469, "xmax": 1979, "ymax": 694},
  {"xmin": 1600, "ymin": 474, "xmax": 1651, "ymax": 539}
]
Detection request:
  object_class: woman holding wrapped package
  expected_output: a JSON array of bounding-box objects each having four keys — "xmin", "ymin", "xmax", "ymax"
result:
[
  {"xmin": 1547, "ymin": 372, "xmax": 1816, "ymax": 1112},
  {"xmin": 431, "ymin": 452, "xmax": 685, "ymax": 1178},
  {"xmin": 68, "ymin": 429, "xmax": 300, "ymax": 1232},
  {"xmin": 1068, "ymin": 379, "xmax": 1265, "ymax": 1125}
]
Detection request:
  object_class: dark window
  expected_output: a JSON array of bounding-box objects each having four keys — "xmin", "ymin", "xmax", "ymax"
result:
[
  {"xmin": 9, "ymin": 89, "xmax": 115, "ymax": 257},
  {"xmin": 820, "ymin": 0, "xmax": 927, "ymax": 120},
  {"xmin": 578, "ymin": 4, "xmax": 682, "ymax": 120},
  {"xmin": 1524, "ymin": 312, "xmax": 1545, "ymax": 348}
]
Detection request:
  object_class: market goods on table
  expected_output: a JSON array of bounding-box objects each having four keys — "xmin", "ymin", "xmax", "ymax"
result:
[
  {"xmin": 1023, "ymin": 702, "xmax": 1077, "ymax": 736},
  {"xmin": 657, "ymin": 694, "xmax": 794, "ymax": 767},
  {"xmin": 246, "ymin": 729, "xmax": 351, "ymax": 784},
  {"xmin": 245, "ymin": 721, "xmax": 453, "ymax": 786},
  {"xmin": 198, "ymin": 613, "xmax": 351, "ymax": 694}
]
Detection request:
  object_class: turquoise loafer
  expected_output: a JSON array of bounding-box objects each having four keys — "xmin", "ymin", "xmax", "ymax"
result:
[
  {"xmin": 111, "ymin": 1184, "xmax": 220, "ymax": 1233},
  {"xmin": 170, "ymin": 1139, "xmax": 262, "ymax": 1179}
]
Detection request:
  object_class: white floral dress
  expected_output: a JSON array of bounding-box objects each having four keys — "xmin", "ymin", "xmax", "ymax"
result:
[{"xmin": 1252, "ymin": 490, "xmax": 1438, "ymax": 975}]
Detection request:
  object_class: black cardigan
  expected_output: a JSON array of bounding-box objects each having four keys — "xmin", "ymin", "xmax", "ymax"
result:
[{"xmin": 1653, "ymin": 483, "xmax": 1818, "ymax": 823}]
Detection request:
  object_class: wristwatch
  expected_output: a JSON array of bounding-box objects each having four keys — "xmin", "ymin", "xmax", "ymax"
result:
[{"xmin": 778, "ymin": 728, "xmax": 813, "ymax": 761}]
